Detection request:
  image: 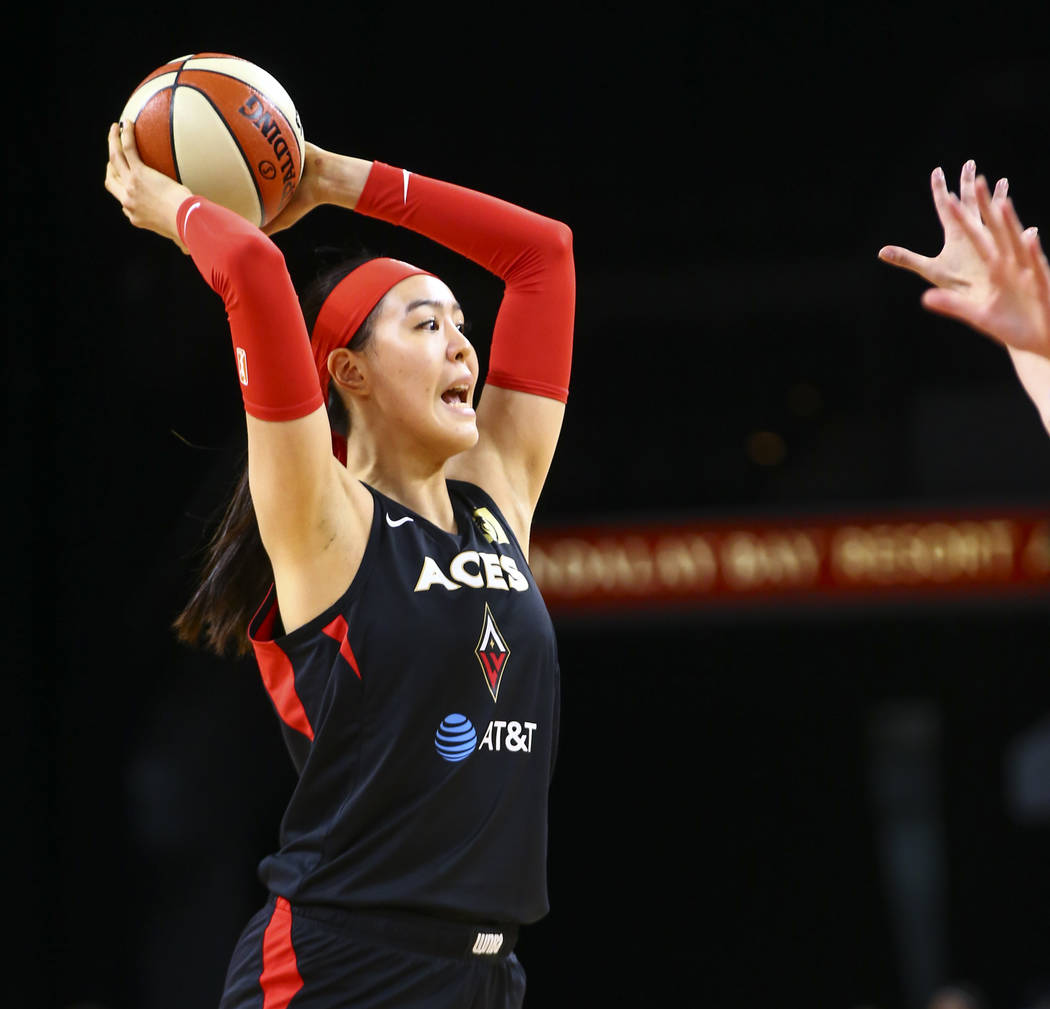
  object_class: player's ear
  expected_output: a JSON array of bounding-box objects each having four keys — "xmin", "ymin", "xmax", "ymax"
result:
[{"xmin": 328, "ymin": 347, "xmax": 368, "ymax": 396}]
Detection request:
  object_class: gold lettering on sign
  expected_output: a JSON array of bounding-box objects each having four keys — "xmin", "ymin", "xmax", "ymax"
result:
[
  {"xmin": 531, "ymin": 537, "xmax": 659, "ymax": 596},
  {"xmin": 720, "ymin": 531, "xmax": 822, "ymax": 590},
  {"xmin": 653, "ymin": 536, "xmax": 718, "ymax": 590},
  {"xmin": 1022, "ymin": 521, "xmax": 1050, "ymax": 576},
  {"xmin": 529, "ymin": 516, "xmax": 1042, "ymax": 602},
  {"xmin": 831, "ymin": 521, "xmax": 1016, "ymax": 584}
]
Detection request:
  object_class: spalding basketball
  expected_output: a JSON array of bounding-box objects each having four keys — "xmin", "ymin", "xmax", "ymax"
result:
[{"xmin": 120, "ymin": 53, "xmax": 305, "ymax": 227}]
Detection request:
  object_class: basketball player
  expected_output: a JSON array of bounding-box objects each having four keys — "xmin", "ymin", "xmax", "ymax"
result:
[
  {"xmin": 879, "ymin": 160, "xmax": 1050, "ymax": 435},
  {"xmin": 104, "ymin": 119, "xmax": 573, "ymax": 1008}
]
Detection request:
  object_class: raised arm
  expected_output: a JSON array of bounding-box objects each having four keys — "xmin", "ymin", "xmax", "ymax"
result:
[
  {"xmin": 269, "ymin": 145, "xmax": 575, "ymax": 547},
  {"xmin": 371, "ymin": 163, "xmax": 573, "ymax": 538},
  {"xmin": 879, "ymin": 161, "xmax": 1050, "ymax": 435},
  {"xmin": 105, "ymin": 124, "xmax": 371, "ymax": 634}
]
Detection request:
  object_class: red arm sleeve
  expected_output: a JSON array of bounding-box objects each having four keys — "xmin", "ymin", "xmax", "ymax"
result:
[
  {"xmin": 176, "ymin": 196, "xmax": 324, "ymax": 422},
  {"xmin": 355, "ymin": 162, "xmax": 575, "ymax": 403}
]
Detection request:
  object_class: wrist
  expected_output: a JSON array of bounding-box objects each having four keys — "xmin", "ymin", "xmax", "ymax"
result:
[{"xmin": 312, "ymin": 149, "xmax": 373, "ymax": 212}]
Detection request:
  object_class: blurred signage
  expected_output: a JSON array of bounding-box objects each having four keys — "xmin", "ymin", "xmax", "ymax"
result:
[{"xmin": 529, "ymin": 509, "xmax": 1049, "ymax": 615}]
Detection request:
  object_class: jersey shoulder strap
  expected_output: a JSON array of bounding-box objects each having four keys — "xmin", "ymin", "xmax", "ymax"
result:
[{"xmin": 446, "ymin": 480, "xmax": 522, "ymax": 554}]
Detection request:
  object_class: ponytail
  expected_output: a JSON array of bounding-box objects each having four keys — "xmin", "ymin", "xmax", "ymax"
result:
[{"xmin": 172, "ymin": 462, "xmax": 267, "ymax": 656}]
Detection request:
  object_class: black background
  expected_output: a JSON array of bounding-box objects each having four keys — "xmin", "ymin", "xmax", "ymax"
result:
[{"xmin": 11, "ymin": 4, "xmax": 1050, "ymax": 1008}]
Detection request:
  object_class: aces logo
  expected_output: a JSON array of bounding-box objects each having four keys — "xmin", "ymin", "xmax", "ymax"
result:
[
  {"xmin": 472, "ymin": 507, "xmax": 509, "ymax": 545},
  {"xmin": 475, "ymin": 603, "xmax": 510, "ymax": 701}
]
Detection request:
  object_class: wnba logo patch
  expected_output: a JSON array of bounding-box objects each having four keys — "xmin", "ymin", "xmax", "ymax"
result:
[
  {"xmin": 476, "ymin": 604, "xmax": 510, "ymax": 701},
  {"xmin": 236, "ymin": 347, "xmax": 249, "ymax": 386}
]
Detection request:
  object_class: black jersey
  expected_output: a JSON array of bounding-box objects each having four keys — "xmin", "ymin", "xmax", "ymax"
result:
[{"xmin": 247, "ymin": 480, "xmax": 560, "ymax": 925}]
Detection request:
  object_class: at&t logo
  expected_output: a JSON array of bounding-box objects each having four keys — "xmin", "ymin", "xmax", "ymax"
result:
[{"xmin": 434, "ymin": 715, "xmax": 538, "ymax": 762}]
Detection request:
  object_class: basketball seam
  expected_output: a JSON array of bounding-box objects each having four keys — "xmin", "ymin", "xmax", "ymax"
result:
[
  {"xmin": 178, "ymin": 63, "xmax": 302, "ymax": 162},
  {"xmin": 168, "ymin": 58, "xmax": 192, "ymax": 185},
  {"xmin": 176, "ymin": 84, "xmax": 266, "ymax": 227}
]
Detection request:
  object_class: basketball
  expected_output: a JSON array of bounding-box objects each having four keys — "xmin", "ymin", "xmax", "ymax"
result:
[{"xmin": 119, "ymin": 53, "xmax": 305, "ymax": 228}]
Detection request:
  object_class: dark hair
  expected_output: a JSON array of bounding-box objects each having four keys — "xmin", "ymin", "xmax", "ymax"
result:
[{"xmin": 173, "ymin": 254, "xmax": 381, "ymax": 657}]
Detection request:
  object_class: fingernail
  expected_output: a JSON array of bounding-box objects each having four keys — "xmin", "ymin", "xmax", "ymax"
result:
[
  {"xmin": 965, "ymin": 159, "xmax": 975, "ymax": 172},
  {"xmin": 934, "ymin": 166, "xmax": 944, "ymax": 179}
]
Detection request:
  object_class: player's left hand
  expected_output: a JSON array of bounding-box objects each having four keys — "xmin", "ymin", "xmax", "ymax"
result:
[{"xmin": 262, "ymin": 141, "xmax": 328, "ymax": 236}]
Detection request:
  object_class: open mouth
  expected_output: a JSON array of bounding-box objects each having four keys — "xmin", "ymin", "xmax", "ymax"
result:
[{"xmin": 441, "ymin": 383, "xmax": 471, "ymax": 407}]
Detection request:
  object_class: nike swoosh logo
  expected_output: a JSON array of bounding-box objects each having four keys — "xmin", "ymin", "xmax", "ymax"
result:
[
  {"xmin": 386, "ymin": 514, "xmax": 414, "ymax": 528},
  {"xmin": 183, "ymin": 200, "xmax": 202, "ymax": 232},
  {"xmin": 402, "ymin": 169, "xmax": 410, "ymax": 204}
]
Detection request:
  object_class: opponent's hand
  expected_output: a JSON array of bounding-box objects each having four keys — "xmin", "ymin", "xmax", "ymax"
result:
[
  {"xmin": 262, "ymin": 141, "xmax": 329, "ymax": 236},
  {"xmin": 920, "ymin": 177, "xmax": 1050, "ymax": 360},
  {"xmin": 104, "ymin": 121, "xmax": 192, "ymax": 252},
  {"xmin": 878, "ymin": 160, "xmax": 1009, "ymax": 300},
  {"xmin": 878, "ymin": 161, "xmax": 1049, "ymax": 360}
]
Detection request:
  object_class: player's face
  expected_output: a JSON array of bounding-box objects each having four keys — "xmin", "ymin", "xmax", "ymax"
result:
[{"xmin": 365, "ymin": 274, "xmax": 479, "ymax": 456}]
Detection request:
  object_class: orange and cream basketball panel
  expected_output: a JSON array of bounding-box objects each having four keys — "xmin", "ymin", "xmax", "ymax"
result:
[{"xmin": 119, "ymin": 53, "xmax": 304, "ymax": 227}]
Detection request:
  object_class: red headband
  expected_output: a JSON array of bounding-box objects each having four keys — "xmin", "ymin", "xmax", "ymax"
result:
[{"xmin": 311, "ymin": 257, "xmax": 432, "ymax": 403}]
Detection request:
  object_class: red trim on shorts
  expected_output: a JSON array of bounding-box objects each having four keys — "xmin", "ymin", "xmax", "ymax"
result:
[
  {"xmin": 322, "ymin": 614, "xmax": 362, "ymax": 679},
  {"xmin": 259, "ymin": 897, "xmax": 304, "ymax": 1009}
]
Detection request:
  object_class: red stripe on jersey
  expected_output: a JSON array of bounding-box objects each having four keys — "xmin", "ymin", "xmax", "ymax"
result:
[
  {"xmin": 259, "ymin": 897, "xmax": 303, "ymax": 1009},
  {"xmin": 250, "ymin": 597, "xmax": 315, "ymax": 740},
  {"xmin": 322, "ymin": 614, "xmax": 362, "ymax": 679}
]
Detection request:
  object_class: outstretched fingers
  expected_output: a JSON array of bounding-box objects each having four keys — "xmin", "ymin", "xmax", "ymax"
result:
[
  {"xmin": 998, "ymin": 197, "xmax": 1030, "ymax": 266},
  {"xmin": 929, "ymin": 165, "xmax": 955, "ymax": 231},
  {"xmin": 959, "ymin": 159, "xmax": 978, "ymax": 214},
  {"xmin": 973, "ymin": 175, "xmax": 1020, "ymax": 265},
  {"xmin": 919, "ymin": 286, "xmax": 986, "ymax": 331},
  {"xmin": 1025, "ymin": 229, "xmax": 1050, "ymax": 298},
  {"xmin": 963, "ymin": 161, "xmax": 1009, "ymax": 215},
  {"xmin": 877, "ymin": 243, "xmax": 935, "ymax": 277},
  {"xmin": 877, "ymin": 164, "xmax": 963, "ymax": 278},
  {"xmin": 945, "ymin": 189, "xmax": 995, "ymax": 263}
]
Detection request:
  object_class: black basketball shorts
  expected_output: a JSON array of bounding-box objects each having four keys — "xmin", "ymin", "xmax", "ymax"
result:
[{"xmin": 218, "ymin": 896, "xmax": 526, "ymax": 1009}]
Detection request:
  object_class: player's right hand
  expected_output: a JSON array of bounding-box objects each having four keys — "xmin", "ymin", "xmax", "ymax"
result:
[{"xmin": 105, "ymin": 121, "xmax": 193, "ymax": 253}]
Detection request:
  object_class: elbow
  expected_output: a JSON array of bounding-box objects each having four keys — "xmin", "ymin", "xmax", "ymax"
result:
[
  {"xmin": 218, "ymin": 230, "xmax": 289, "ymax": 299},
  {"xmin": 501, "ymin": 216, "xmax": 575, "ymax": 290},
  {"xmin": 225, "ymin": 227, "xmax": 286, "ymax": 276},
  {"xmin": 542, "ymin": 218, "xmax": 574, "ymax": 264},
  {"xmin": 521, "ymin": 218, "xmax": 572, "ymax": 281}
]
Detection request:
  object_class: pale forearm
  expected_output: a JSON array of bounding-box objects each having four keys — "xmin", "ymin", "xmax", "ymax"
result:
[
  {"xmin": 310, "ymin": 148, "xmax": 373, "ymax": 212},
  {"xmin": 1007, "ymin": 346, "xmax": 1050, "ymax": 435}
]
